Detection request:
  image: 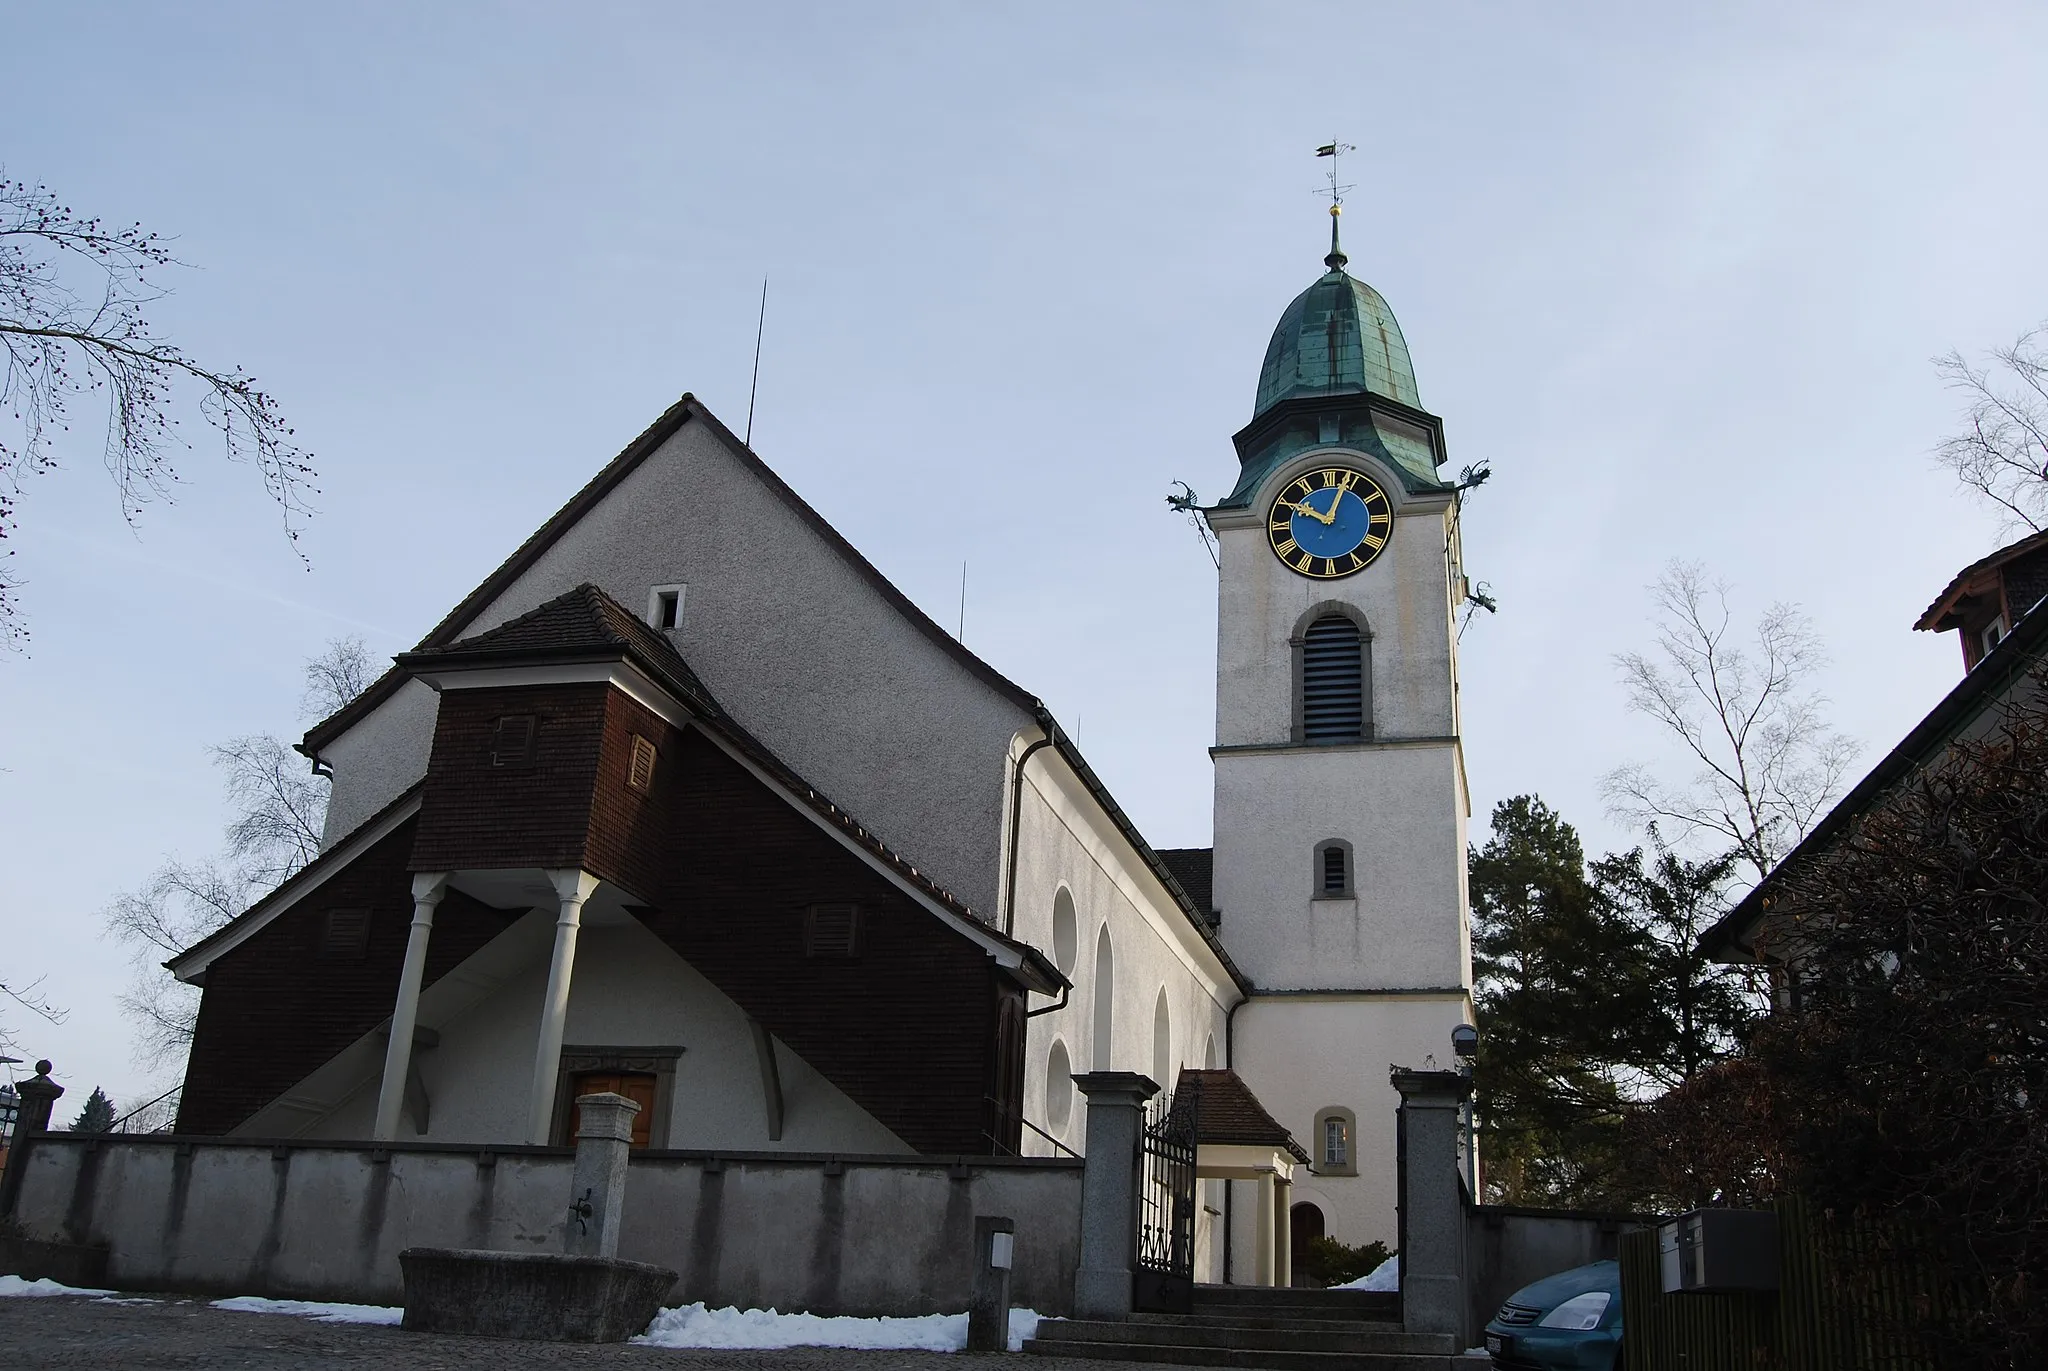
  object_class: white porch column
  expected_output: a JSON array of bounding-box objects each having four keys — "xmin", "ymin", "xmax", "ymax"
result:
[
  {"xmin": 373, "ymin": 872, "xmax": 448, "ymax": 1141},
  {"xmin": 1274, "ymin": 1173, "xmax": 1293, "ymax": 1287},
  {"xmin": 527, "ymin": 869, "xmax": 600, "ymax": 1145},
  {"xmin": 1254, "ymin": 1169, "xmax": 1277, "ymax": 1286}
]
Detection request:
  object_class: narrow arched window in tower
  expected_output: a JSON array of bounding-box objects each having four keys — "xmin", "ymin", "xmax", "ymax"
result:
[{"xmin": 1301, "ymin": 614, "xmax": 1366, "ymax": 741}]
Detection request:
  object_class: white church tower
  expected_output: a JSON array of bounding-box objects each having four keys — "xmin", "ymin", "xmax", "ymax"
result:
[{"xmin": 1206, "ymin": 206, "xmax": 1475, "ymax": 1254}]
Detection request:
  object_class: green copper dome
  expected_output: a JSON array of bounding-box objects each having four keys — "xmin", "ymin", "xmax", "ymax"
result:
[{"xmin": 1253, "ymin": 265, "xmax": 1420, "ymax": 417}]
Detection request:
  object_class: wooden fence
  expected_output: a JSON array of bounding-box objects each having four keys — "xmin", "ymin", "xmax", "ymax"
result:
[{"xmin": 1618, "ymin": 1195, "xmax": 1979, "ymax": 1370}]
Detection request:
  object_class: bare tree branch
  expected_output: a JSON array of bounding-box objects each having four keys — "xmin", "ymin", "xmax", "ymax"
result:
[
  {"xmin": 299, "ymin": 634, "xmax": 370, "ymax": 723},
  {"xmin": 102, "ymin": 636, "xmax": 373, "ymax": 1062},
  {"xmin": 1934, "ymin": 325, "xmax": 2048, "ymax": 534},
  {"xmin": 212, "ymin": 735, "xmax": 325, "ymax": 887},
  {"xmin": 0, "ymin": 175, "xmax": 317, "ymax": 644},
  {"xmin": 1603, "ymin": 562, "xmax": 1857, "ymax": 883}
]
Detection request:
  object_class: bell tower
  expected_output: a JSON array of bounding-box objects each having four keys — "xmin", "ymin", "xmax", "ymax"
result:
[{"xmin": 1205, "ymin": 201, "xmax": 1474, "ymax": 1249}]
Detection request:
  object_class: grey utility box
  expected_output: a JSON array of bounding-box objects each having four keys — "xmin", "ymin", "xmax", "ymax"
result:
[{"xmin": 1657, "ymin": 1209, "xmax": 1780, "ymax": 1293}]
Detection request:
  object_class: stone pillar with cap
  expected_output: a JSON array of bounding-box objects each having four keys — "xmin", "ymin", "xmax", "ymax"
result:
[
  {"xmin": 0, "ymin": 1060, "xmax": 65, "ymax": 1217},
  {"xmin": 1071, "ymin": 1071, "xmax": 1159, "ymax": 1320},
  {"xmin": 1392, "ymin": 1067, "xmax": 1472, "ymax": 1340},
  {"xmin": 565, "ymin": 1091, "xmax": 640, "ymax": 1259}
]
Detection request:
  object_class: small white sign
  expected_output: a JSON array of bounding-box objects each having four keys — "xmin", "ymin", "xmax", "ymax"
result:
[{"xmin": 989, "ymin": 1232, "xmax": 1015, "ymax": 1270}]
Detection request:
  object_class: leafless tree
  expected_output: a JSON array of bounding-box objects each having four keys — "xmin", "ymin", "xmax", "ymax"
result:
[
  {"xmin": 1933, "ymin": 325, "xmax": 2048, "ymax": 534},
  {"xmin": 213, "ymin": 734, "xmax": 326, "ymax": 888},
  {"xmin": 1603, "ymin": 562, "xmax": 1857, "ymax": 884},
  {"xmin": 1, "ymin": 974, "xmax": 67, "ymax": 1058},
  {"xmin": 0, "ymin": 176, "xmax": 316, "ymax": 643},
  {"xmin": 103, "ymin": 637, "xmax": 370, "ymax": 1067},
  {"xmin": 299, "ymin": 633, "xmax": 369, "ymax": 722}
]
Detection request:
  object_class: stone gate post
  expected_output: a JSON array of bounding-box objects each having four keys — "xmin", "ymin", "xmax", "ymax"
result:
[
  {"xmin": 1392, "ymin": 1067, "xmax": 1471, "ymax": 1341},
  {"xmin": 0, "ymin": 1061, "xmax": 64, "ymax": 1218},
  {"xmin": 1071, "ymin": 1071, "xmax": 1159, "ymax": 1320}
]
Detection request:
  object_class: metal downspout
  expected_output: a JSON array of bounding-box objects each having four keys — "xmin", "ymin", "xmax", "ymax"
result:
[
  {"xmin": 1222, "ymin": 992, "xmax": 1248, "ymax": 1283},
  {"xmin": 1001, "ymin": 727, "xmax": 1057, "ymax": 937}
]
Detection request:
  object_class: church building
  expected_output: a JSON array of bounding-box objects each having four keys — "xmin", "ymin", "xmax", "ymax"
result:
[{"xmin": 166, "ymin": 208, "xmax": 1476, "ymax": 1284}]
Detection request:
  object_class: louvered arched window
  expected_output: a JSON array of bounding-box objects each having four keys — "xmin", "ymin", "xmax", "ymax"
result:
[{"xmin": 1300, "ymin": 612, "xmax": 1368, "ymax": 741}]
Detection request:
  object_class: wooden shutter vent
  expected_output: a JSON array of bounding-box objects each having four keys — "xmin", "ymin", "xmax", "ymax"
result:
[
  {"xmin": 321, "ymin": 908, "xmax": 371, "ymax": 960},
  {"xmin": 1321, "ymin": 845, "xmax": 1347, "ymax": 893},
  {"xmin": 492, "ymin": 714, "xmax": 537, "ymax": 767},
  {"xmin": 804, "ymin": 903, "xmax": 862, "ymax": 959},
  {"xmin": 1302, "ymin": 615, "xmax": 1364, "ymax": 741},
  {"xmin": 627, "ymin": 735, "xmax": 658, "ymax": 791}
]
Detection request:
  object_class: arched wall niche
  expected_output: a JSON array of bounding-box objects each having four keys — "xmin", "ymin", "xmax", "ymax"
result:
[{"xmin": 1092, "ymin": 926, "xmax": 1116, "ymax": 1071}]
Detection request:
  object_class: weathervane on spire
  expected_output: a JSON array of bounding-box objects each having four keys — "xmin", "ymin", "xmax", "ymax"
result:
[{"xmin": 1314, "ymin": 141, "xmax": 1354, "ymax": 271}]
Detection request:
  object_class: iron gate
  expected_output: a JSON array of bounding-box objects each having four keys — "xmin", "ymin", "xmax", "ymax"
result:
[{"xmin": 1134, "ymin": 1088, "xmax": 1197, "ymax": 1312}]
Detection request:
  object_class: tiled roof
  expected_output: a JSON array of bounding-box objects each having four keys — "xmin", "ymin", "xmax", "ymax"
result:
[
  {"xmin": 1175, "ymin": 1067, "xmax": 1309, "ymax": 1163},
  {"xmin": 1915, "ymin": 527, "xmax": 2048, "ymax": 631},
  {"xmin": 1157, "ymin": 847, "xmax": 1214, "ymax": 916},
  {"xmin": 404, "ymin": 582, "xmax": 724, "ymax": 720}
]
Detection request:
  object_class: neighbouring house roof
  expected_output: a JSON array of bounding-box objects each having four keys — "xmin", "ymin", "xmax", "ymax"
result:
[
  {"xmin": 1175, "ymin": 1068, "xmax": 1310, "ymax": 1164},
  {"xmin": 1701, "ymin": 589, "xmax": 2048, "ymax": 964},
  {"xmin": 1156, "ymin": 847, "xmax": 1214, "ymax": 916},
  {"xmin": 1914, "ymin": 526, "xmax": 2048, "ymax": 632},
  {"xmin": 177, "ymin": 582, "xmax": 1065, "ymax": 997},
  {"xmin": 294, "ymin": 394, "xmax": 1244, "ymax": 993}
]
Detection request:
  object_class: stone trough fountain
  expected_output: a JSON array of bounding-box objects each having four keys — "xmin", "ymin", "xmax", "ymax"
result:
[{"xmin": 398, "ymin": 1092, "xmax": 677, "ymax": 1342}]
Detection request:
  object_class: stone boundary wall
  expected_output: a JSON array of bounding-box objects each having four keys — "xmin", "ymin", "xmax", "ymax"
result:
[
  {"xmin": 8, "ymin": 1135, "xmax": 1083, "ymax": 1316},
  {"xmin": 1466, "ymin": 1203, "xmax": 1657, "ymax": 1334}
]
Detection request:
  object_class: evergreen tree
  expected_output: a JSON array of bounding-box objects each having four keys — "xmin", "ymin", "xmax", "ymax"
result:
[
  {"xmin": 1470, "ymin": 796, "xmax": 1653, "ymax": 1206},
  {"xmin": 1591, "ymin": 837, "xmax": 1758, "ymax": 1093},
  {"xmin": 68, "ymin": 1086, "xmax": 115, "ymax": 1134}
]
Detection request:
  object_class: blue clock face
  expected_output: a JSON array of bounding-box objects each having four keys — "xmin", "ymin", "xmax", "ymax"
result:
[{"xmin": 1268, "ymin": 467, "xmax": 1393, "ymax": 578}]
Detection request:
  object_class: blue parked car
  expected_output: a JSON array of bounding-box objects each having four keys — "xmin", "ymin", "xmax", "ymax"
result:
[{"xmin": 1483, "ymin": 1259, "xmax": 1624, "ymax": 1370}]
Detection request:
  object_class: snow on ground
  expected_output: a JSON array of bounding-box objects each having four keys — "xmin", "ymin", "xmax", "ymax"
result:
[
  {"xmin": 1333, "ymin": 1254, "xmax": 1400, "ymax": 1291},
  {"xmin": 211, "ymin": 1296, "xmax": 404, "ymax": 1326},
  {"xmin": 636, "ymin": 1303, "xmax": 1046, "ymax": 1352},
  {"xmin": 0, "ymin": 1275, "xmax": 116, "ymax": 1298}
]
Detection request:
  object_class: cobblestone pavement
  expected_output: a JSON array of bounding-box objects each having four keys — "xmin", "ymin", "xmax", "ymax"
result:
[{"xmin": 0, "ymin": 1295, "xmax": 1131, "ymax": 1371}]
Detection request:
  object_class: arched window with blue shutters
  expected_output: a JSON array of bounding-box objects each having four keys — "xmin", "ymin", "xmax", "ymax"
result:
[{"xmin": 1299, "ymin": 612, "xmax": 1368, "ymax": 741}]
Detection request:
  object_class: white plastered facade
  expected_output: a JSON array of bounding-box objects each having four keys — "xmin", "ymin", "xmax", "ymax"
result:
[{"xmin": 296, "ymin": 410, "xmax": 1245, "ymax": 1186}]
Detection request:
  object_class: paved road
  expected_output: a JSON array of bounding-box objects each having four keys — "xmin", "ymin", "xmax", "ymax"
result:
[{"xmin": 0, "ymin": 1295, "xmax": 1126, "ymax": 1371}]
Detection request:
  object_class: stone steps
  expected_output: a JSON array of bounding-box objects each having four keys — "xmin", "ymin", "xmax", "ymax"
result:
[
  {"xmin": 1021, "ymin": 1330, "xmax": 1464, "ymax": 1371},
  {"xmin": 1022, "ymin": 1285, "xmax": 1459, "ymax": 1370},
  {"xmin": 1034, "ymin": 1318, "xmax": 1459, "ymax": 1356},
  {"xmin": 1190, "ymin": 1286, "xmax": 1400, "ymax": 1319},
  {"xmin": 1132, "ymin": 1312, "xmax": 1408, "ymax": 1335}
]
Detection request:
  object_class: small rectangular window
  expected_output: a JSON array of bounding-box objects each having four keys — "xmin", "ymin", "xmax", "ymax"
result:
[
  {"xmin": 627, "ymin": 734, "xmax": 658, "ymax": 791},
  {"xmin": 492, "ymin": 715, "xmax": 537, "ymax": 767},
  {"xmin": 321, "ymin": 908, "xmax": 371, "ymax": 960},
  {"xmin": 647, "ymin": 584, "xmax": 686, "ymax": 632},
  {"xmin": 804, "ymin": 903, "xmax": 862, "ymax": 959}
]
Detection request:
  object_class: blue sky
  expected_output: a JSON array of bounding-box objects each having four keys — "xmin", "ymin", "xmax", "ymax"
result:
[{"xmin": 6, "ymin": 2, "xmax": 2047, "ymax": 1107}]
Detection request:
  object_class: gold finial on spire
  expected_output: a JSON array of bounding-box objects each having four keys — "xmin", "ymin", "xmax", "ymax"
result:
[{"xmin": 1314, "ymin": 141, "xmax": 1355, "ymax": 272}]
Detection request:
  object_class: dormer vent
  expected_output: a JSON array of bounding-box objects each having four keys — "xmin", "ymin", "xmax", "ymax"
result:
[
  {"xmin": 491, "ymin": 715, "xmax": 537, "ymax": 767},
  {"xmin": 627, "ymin": 734, "xmax": 658, "ymax": 792},
  {"xmin": 804, "ymin": 903, "xmax": 862, "ymax": 959}
]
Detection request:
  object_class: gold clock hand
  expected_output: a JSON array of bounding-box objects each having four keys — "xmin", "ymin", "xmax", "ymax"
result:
[{"xmin": 1309, "ymin": 491, "xmax": 1339, "ymax": 525}]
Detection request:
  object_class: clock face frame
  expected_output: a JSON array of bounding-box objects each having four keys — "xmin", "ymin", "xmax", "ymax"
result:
[{"xmin": 1266, "ymin": 466, "xmax": 1394, "ymax": 579}]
